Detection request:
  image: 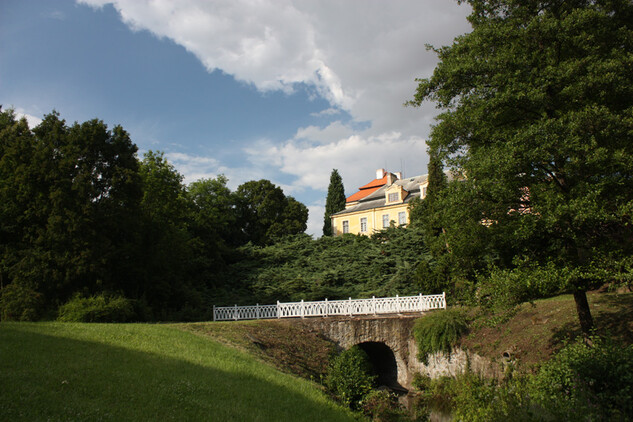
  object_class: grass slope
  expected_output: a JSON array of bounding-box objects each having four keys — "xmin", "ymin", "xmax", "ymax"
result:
[
  {"xmin": 463, "ymin": 292, "xmax": 633, "ymax": 366},
  {"xmin": 0, "ymin": 322, "xmax": 355, "ymax": 421}
]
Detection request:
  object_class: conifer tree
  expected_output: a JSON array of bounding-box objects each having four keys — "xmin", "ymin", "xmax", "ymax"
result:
[{"xmin": 323, "ymin": 169, "xmax": 346, "ymax": 236}]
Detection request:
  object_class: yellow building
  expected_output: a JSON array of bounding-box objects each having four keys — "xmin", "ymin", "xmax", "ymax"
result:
[{"xmin": 331, "ymin": 169, "xmax": 429, "ymax": 236}]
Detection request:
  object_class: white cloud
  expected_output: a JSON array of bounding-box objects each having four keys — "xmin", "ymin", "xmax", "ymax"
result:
[
  {"xmin": 14, "ymin": 108, "xmax": 43, "ymax": 128},
  {"xmin": 77, "ymin": 0, "xmax": 471, "ymax": 236},
  {"xmin": 77, "ymin": 0, "xmax": 471, "ymax": 140},
  {"xmin": 245, "ymin": 132, "xmax": 429, "ymax": 194}
]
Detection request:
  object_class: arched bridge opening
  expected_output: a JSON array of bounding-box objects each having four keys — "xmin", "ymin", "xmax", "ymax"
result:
[{"xmin": 357, "ymin": 341, "xmax": 406, "ymax": 392}]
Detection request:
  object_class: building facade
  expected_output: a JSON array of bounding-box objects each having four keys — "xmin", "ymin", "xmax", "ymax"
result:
[{"xmin": 331, "ymin": 169, "xmax": 429, "ymax": 236}]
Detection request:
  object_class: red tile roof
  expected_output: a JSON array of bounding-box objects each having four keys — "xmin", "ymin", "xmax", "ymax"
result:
[
  {"xmin": 346, "ymin": 174, "xmax": 391, "ymax": 203},
  {"xmin": 359, "ymin": 175, "xmax": 389, "ymax": 190},
  {"xmin": 346, "ymin": 186, "xmax": 382, "ymax": 202}
]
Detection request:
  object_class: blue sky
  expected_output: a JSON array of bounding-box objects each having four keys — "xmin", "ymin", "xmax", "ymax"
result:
[{"xmin": 1, "ymin": 0, "xmax": 470, "ymax": 236}]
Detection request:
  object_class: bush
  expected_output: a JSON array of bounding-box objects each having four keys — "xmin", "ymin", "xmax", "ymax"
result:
[
  {"xmin": 413, "ymin": 308, "xmax": 468, "ymax": 364},
  {"xmin": 57, "ymin": 294, "xmax": 135, "ymax": 322},
  {"xmin": 325, "ymin": 346, "xmax": 376, "ymax": 409},
  {"xmin": 0, "ymin": 283, "xmax": 43, "ymax": 321},
  {"xmin": 361, "ymin": 390, "xmax": 409, "ymax": 422},
  {"xmin": 477, "ymin": 261, "xmax": 565, "ymax": 310},
  {"xmin": 531, "ymin": 336, "xmax": 633, "ymax": 420}
]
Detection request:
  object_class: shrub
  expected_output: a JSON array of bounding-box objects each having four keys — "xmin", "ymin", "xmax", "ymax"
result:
[
  {"xmin": 325, "ymin": 346, "xmax": 376, "ymax": 409},
  {"xmin": 531, "ymin": 336, "xmax": 633, "ymax": 420},
  {"xmin": 477, "ymin": 261, "xmax": 565, "ymax": 310},
  {"xmin": 0, "ymin": 283, "xmax": 43, "ymax": 321},
  {"xmin": 361, "ymin": 390, "xmax": 408, "ymax": 422},
  {"xmin": 413, "ymin": 308, "xmax": 468, "ymax": 364},
  {"xmin": 57, "ymin": 293, "xmax": 135, "ymax": 322}
]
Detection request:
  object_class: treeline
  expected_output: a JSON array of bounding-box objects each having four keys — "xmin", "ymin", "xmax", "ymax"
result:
[{"xmin": 0, "ymin": 109, "xmax": 308, "ymax": 321}]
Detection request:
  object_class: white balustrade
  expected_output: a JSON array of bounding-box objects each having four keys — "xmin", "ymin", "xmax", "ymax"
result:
[{"xmin": 213, "ymin": 292, "xmax": 446, "ymax": 321}]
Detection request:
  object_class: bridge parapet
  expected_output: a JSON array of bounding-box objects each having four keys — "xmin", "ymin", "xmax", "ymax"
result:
[{"xmin": 213, "ymin": 293, "xmax": 446, "ymax": 321}]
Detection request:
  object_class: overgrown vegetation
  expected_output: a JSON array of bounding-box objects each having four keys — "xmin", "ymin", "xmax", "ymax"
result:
[
  {"xmin": 57, "ymin": 294, "xmax": 135, "ymax": 322},
  {"xmin": 325, "ymin": 346, "xmax": 377, "ymax": 410},
  {"xmin": 412, "ymin": 335, "xmax": 633, "ymax": 421},
  {"xmin": 413, "ymin": 308, "xmax": 469, "ymax": 364}
]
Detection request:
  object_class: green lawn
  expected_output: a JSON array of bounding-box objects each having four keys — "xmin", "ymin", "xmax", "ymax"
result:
[{"xmin": 0, "ymin": 322, "xmax": 356, "ymax": 421}]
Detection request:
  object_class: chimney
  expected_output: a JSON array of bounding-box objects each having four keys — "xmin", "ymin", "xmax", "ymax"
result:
[
  {"xmin": 387, "ymin": 172, "xmax": 394, "ymax": 185},
  {"xmin": 394, "ymin": 172, "xmax": 402, "ymax": 180},
  {"xmin": 376, "ymin": 168, "xmax": 385, "ymax": 179}
]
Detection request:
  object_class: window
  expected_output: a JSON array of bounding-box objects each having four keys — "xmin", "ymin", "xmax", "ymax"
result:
[
  {"xmin": 342, "ymin": 220, "xmax": 349, "ymax": 234},
  {"xmin": 398, "ymin": 211, "xmax": 407, "ymax": 225},
  {"xmin": 382, "ymin": 214, "xmax": 389, "ymax": 228},
  {"xmin": 360, "ymin": 217, "xmax": 368, "ymax": 233},
  {"xmin": 388, "ymin": 192, "xmax": 399, "ymax": 202}
]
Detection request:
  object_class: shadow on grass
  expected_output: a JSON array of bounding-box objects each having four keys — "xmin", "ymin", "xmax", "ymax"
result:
[{"xmin": 0, "ymin": 324, "xmax": 353, "ymax": 422}]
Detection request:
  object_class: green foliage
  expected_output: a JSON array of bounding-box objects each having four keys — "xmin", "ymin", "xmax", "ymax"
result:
[
  {"xmin": 57, "ymin": 294, "xmax": 135, "ymax": 322},
  {"xmin": 220, "ymin": 226, "xmax": 430, "ymax": 305},
  {"xmin": 408, "ymin": 0, "xmax": 633, "ymax": 333},
  {"xmin": 477, "ymin": 260, "xmax": 566, "ymax": 310},
  {"xmin": 325, "ymin": 346, "xmax": 377, "ymax": 410},
  {"xmin": 413, "ymin": 309, "xmax": 468, "ymax": 364},
  {"xmin": 0, "ymin": 283, "xmax": 43, "ymax": 321},
  {"xmin": 235, "ymin": 179, "xmax": 308, "ymax": 245},
  {"xmin": 361, "ymin": 390, "xmax": 409, "ymax": 422},
  {"xmin": 411, "ymin": 337, "xmax": 633, "ymax": 421},
  {"xmin": 531, "ymin": 336, "xmax": 633, "ymax": 421},
  {"xmin": 323, "ymin": 169, "xmax": 346, "ymax": 236}
]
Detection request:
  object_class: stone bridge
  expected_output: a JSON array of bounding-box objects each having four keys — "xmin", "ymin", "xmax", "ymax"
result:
[{"xmin": 289, "ymin": 313, "xmax": 500, "ymax": 390}]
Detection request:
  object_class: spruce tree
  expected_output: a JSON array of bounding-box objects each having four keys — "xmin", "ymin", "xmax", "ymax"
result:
[{"xmin": 323, "ymin": 169, "xmax": 346, "ymax": 236}]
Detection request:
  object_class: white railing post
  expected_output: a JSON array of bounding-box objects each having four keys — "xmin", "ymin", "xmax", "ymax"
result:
[
  {"xmin": 234, "ymin": 304, "xmax": 238, "ymax": 321},
  {"xmin": 442, "ymin": 291, "xmax": 446, "ymax": 309},
  {"xmin": 277, "ymin": 300, "xmax": 280, "ymax": 318},
  {"xmin": 324, "ymin": 298, "xmax": 328, "ymax": 317},
  {"xmin": 373, "ymin": 296, "xmax": 376, "ymax": 315},
  {"xmin": 349, "ymin": 297, "xmax": 352, "ymax": 316},
  {"xmin": 213, "ymin": 305, "xmax": 216, "ymax": 321},
  {"xmin": 396, "ymin": 294, "xmax": 399, "ymax": 313},
  {"xmin": 301, "ymin": 299, "xmax": 305, "ymax": 318},
  {"xmin": 419, "ymin": 293, "xmax": 423, "ymax": 312},
  {"xmin": 256, "ymin": 303, "xmax": 260, "ymax": 319}
]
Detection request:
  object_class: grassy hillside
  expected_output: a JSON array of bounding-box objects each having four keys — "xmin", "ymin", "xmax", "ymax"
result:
[
  {"xmin": 0, "ymin": 322, "xmax": 355, "ymax": 421},
  {"xmin": 463, "ymin": 291, "xmax": 633, "ymax": 367}
]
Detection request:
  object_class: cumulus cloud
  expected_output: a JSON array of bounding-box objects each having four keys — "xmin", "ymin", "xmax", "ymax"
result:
[
  {"xmin": 245, "ymin": 132, "xmax": 429, "ymax": 194},
  {"xmin": 14, "ymin": 108, "xmax": 43, "ymax": 128},
  {"xmin": 77, "ymin": 0, "xmax": 471, "ymax": 235},
  {"xmin": 77, "ymin": 0, "xmax": 470, "ymax": 139}
]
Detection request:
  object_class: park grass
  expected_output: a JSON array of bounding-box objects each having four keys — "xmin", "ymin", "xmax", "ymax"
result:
[{"xmin": 0, "ymin": 322, "xmax": 356, "ymax": 421}]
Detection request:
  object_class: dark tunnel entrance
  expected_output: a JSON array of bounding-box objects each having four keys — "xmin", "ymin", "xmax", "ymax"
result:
[{"xmin": 357, "ymin": 342, "xmax": 406, "ymax": 393}]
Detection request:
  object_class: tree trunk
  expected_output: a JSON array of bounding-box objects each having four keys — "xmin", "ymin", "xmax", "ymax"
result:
[{"xmin": 573, "ymin": 290, "xmax": 594, "ymax": 338}]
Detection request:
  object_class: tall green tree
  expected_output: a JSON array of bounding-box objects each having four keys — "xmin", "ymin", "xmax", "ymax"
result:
[
  {"xmin": 409, "ymin": 0, "xmax": 633, "ymax": 334},
  {"xmin": 0, "ymin": 110, "xmax": 142, "ymax": 315},
  {"xmin": 323, "ymin": 169, "xmax": 346, "ymax": 236},
  {"xmin": 235, "ymin": 179, "xmax": 308, "ymax": 245}
]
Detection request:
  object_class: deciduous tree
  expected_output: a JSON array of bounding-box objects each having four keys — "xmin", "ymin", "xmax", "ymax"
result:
[{"xmin": 409, "ymin": 0, "xmax": 633, "ymax": 335}]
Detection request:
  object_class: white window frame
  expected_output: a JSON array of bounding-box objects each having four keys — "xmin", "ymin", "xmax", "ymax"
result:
[
  {"xmin": 382, "ymin": 214, "xmax": 389, "ymax": 228},
  {"xmin": 422, "ymin": 186, "xmax": 427, "ymax": 198},
  {"xmin": 360, "ymin": 217, "xmax": 368, "ymax": 233},
  {"xmin": 398, "ymin": 211, "xmax": 407, "ymax": 225},
  {"xmin": 342, "ymin": 220, "xmax": 349, "ymax": 234},
  {"xmin": 388, "ymin": 192, "xmax": 399, "ymax": 203}
]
